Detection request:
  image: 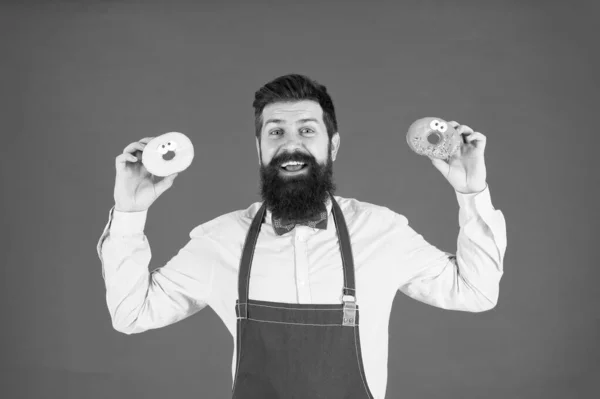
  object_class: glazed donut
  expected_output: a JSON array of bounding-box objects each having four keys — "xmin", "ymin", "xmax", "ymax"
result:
[
  {"xmin": 406, "ymin": 117, "xmax": 462, "ymax": 160},
  {"xmin": 141, "ymin": 132, "xmax": 194, "ymax": 177}
]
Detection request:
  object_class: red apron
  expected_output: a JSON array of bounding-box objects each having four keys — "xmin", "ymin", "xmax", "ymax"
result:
[{"xmin": 232, "ymin": 195, "xmax": 374, "ymax": 398}]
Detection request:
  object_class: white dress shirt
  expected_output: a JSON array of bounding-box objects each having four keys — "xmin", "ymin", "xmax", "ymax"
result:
[{"xmin": 97, "ymin": 185, "xmax": 506, "ymax": 399}]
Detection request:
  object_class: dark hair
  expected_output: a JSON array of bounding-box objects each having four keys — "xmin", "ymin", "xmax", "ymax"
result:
[{"xmin": 253, "ymin": 74, "xmax": 338, "ymax": 143}]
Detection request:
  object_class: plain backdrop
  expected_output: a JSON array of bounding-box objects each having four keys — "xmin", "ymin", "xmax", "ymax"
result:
[{"xmin": 1, "ymin": 0, "xmax": 598, "ymax": 398}]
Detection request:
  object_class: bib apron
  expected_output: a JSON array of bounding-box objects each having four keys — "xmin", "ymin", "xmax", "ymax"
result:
[{"xmin": 231, "ymin": 195, "xmax": 375, "ymax": 399}]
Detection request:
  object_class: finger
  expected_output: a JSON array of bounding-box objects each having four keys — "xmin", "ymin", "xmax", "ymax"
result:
[
  {"xmin": 155, "ymin": 172, "xmax": 179, "ymax": 195},
  {"xmin": 123, "ymin": 141, "xmax": 148, "ymax": 155},
  {"xmin": 131, "ymin": 137, "xmax": 155, "ymax": 158},
  {"xmin": 115, "ymin": 152, "xmax": 139, "ymax": 168},
  {"xmin": 456, "ymin": 124, "xmax": 474, "ymax": 135},
  {"xmin": 447, "ymin": 121, "xmax": 460, "ymax": 129},
  {"xmin": 466, "ymin": 132, "xmax": 486, "ymax": 144}
]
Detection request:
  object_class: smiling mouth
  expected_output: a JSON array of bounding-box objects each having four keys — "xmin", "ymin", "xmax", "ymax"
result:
[{"xmin": 280, "ymin": 163, "xmax": 308, "ymax": 172}]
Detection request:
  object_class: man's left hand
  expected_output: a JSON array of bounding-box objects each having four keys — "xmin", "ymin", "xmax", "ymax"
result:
[{"xmin": 428, "ymin": 121, "xmax": 488, "ymax": 194}]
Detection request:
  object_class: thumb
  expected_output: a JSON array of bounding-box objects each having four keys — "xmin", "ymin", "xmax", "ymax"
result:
[
  {"xmin": 428, "ymin": 156, "xmax": 449, "ymax": 175},
  {"xmin": 155, "ymin": 172, "xmax": 179, "ymax": 195}
]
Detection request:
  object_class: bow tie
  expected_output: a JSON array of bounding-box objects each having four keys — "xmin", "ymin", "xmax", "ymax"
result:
[{"xmin": 272, "ymin": 207, "xmax": 328, "ymax": 236}]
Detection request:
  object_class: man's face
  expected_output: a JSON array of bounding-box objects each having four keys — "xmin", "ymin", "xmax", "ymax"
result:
[{"xmin": 256, "ymin": 100, "xmax": 340, "ymax": 220}]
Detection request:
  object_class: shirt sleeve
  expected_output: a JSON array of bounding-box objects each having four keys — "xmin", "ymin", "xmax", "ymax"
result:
[
  {"xmin": 96, "ymin": 206, "xmax": 215, "ymax": 334},
  {"xmin": 394, "ymin": 184, "xmax": 507, "ymax": 312}
]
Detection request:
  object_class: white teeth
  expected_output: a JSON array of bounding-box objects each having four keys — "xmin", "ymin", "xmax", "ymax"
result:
[{"xmin": 282, "ymin": 161, "xmax": 304, "ymax": 167}]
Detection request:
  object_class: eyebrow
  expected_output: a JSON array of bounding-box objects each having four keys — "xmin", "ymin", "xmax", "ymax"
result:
[{"xmin": 264, "ymin": 118, "xmax": 320, "ymax": 126}]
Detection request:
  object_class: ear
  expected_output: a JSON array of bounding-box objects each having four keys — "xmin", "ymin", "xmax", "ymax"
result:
[
  {"xmin": 331, "ymin": 132, "xmax": 341, "ymax": 162},
  {"xmin": 256, "ymin": 137, "xmax": 261, "ymax": 166}
]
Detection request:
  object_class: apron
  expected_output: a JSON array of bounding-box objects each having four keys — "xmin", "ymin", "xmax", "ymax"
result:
[{"xmin": 231, "ymin": 195, "xmax": 375, "ymax": 399}]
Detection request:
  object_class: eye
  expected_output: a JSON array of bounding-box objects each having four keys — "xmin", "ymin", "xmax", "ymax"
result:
[
  {"xmin": 429, "ymin": 119, "xmax": 441, "ymax": 130},
  {"xmin": 156, "ymin": 143, "xmax": 167, "ymax": 155},
  {"xmin": 269, "ymin": 128, "xmax": 314, "ymax": 135},
  {"xmin": 438, "ymin": 122, "xmax": 448, "ymax": 133}
]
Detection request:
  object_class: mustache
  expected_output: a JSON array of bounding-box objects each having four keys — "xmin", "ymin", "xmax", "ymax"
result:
[{"xmin": 271, "ymin": 154, "xmax": 314, "ymax": 166}]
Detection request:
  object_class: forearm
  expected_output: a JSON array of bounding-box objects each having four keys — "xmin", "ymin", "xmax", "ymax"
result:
[
  {"xmin": 447, "ymin": 185, "xmax": 507, "ymax": 310},
  {"xmin": 97, "ymin": 206, "xmax": 212, "ymax": 334},
  {"xmin": 97, "ymin": 206, "xmax": 154, "ymax": 333},
  {"xmin": 398, "ymin": 185, "xmax": 507, "ymax": 312}
]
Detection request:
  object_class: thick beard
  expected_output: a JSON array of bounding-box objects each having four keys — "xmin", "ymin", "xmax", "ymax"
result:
[{"xmin": 258, "ymin": 145, "xmax": 337, "ymax": 221}]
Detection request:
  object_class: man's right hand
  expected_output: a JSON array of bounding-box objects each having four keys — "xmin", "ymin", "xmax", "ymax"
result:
[{"xmin": 113, "ymin": 137, "xmax": 179, "ymax": 212}]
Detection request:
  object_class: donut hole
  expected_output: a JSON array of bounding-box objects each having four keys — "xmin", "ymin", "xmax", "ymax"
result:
[
  {"xmin": 427, "ymin": 132, "xmax": 442, "ymax": 145},
  {"xmin": 162, "ymin": 151, "xmax": 176, "ymax": 161}
]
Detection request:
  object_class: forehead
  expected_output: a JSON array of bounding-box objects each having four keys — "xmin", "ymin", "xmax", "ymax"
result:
[{"xmin": 261, "ymin": 100, "xmax": 324, "ymax": 125}]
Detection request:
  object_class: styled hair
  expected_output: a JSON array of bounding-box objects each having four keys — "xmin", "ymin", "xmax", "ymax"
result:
[{"xmin": 252, "ymin": 74, "xmax": 338, "ymax": 143}]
